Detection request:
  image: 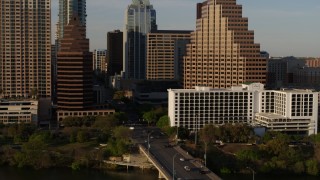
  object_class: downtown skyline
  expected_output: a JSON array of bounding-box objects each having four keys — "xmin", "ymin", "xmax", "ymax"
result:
[{"xmin": 51, "ymin": 0, "xmax": 320, "ymax": 57}]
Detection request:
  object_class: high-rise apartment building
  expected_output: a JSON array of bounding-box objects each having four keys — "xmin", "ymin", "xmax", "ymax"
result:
[
  {"xmin": 107, "ymin": 30, "xmax": 123, "ymax": 76},
  {"xmin": 123, "ymin": 0, "xmax": 157, "ymax": 79},
  {"xmin": 183, "ymin": 0, "xmax": 266, "ymax": 89},
  {"xmin": 93, "ymin": 49, "xmax": 107, "ymax": 74},
  {"xmin": 146, "ymin": 30, "xmax": 192, "ymax": 80},
  {"xmin": 57, "ymin": 16, "xmax": 93, "ymax": 111},
  {"xmin": 0, "ymin": 0, "xmax": 51, "ymax": 98}
]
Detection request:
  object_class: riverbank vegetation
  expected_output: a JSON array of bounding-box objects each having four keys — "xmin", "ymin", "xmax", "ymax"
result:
[
  {"xmin": 0, "ymin": 113, "xmax": 132, "ymax": 170},
  {"xmin": 180, "ymin": 124, "xmax": 320, "ymax": 177}
]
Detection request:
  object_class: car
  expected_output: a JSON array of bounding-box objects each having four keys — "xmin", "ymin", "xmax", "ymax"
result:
[
  {"xmin": 179, "ymin": 157, "xmax": 185, "ymax": 161},
  {"xmin": 199, "ymin": 169, "xmax": 206, "ymax": 174},
  {"xmin": 184, "ymin": 166, "xmax": 190, "ymax": 171}
]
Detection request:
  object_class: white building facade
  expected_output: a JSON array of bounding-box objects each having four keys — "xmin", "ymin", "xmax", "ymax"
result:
[
  {"xmin": 0, "ymin": 100, "xmax": 38, "ymax": 124},
  {"xmin": 168, "ymin": 83, "xmax": 318, "ymax": 135}
]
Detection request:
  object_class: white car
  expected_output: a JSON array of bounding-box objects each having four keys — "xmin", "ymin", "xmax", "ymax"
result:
[
  {"xmin": 180, "ymin": 157, "xmax": 185, "ymax": 161},
  {"xmin": 184, "ymin": 166, "xmax": 191, "ymax": 171}
]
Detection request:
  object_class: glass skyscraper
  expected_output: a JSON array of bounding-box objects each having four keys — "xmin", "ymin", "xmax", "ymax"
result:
[
  {"xmin": 123, "ymin": 0, "xmax": 157, "ymax": 80},
  {"xmin": 57, "ymin": 0, "xmax": 86, "ymax": 42}
]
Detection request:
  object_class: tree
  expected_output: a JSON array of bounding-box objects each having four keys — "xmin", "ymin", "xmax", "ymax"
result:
[
  {"xmin": 156, "ymin": 115, "xmax": 170, "ymax": 129},
  {"xmin": 143, "ymin": 111, "xmax": 157, "ymax": 125},
  {"xmin": 113, "ymin": 91, "xmax": 125, "ymax": 100},
  {"xmin": 14, "ymin": 138, "xmax": 51, "ymax": 169},
  {"xmin": 93, "ymin": 115, "xmax": 119, "ymax": 133},
  {"xmin": 113, "ymin": 126, "xmax": 132, "ymax": 142},
  {"xmin": 305, "ymin": 159, "xmax": 319, "ymax": 176},
  {"xmin": 77, "ymin": 130, "xmax": 89, "ymax": 143},
  {"xmin": 114, "ymin": 112, "xmax": 128, "ymax": 123},
  {"xmin": 177, "ymin": 127, "xmax": 189, "ymax": 140},
  {"xmin": 199, "ymin": 124, "xmax": 220, "ymax": 145}
]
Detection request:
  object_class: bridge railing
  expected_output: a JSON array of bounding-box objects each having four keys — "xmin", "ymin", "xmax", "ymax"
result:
[{"xmin": 138, "ymin": 145, "xmax": 172, "ymax": 180}]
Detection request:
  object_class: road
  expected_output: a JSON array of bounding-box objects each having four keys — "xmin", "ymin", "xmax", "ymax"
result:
[{"xmin": 132, "ymin": 126, "xmax": 221, "ymax": 180}]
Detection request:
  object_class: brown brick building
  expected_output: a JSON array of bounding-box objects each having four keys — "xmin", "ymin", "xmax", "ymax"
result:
[
  {"xmin": 183, "ymin": 0, "xmax": 266, "ymax": 89},
  {"xmin": 57, "ymin": 16, "xmax": 93, "ymax": 111}
]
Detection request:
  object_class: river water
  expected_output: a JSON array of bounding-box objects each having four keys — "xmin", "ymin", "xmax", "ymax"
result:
[
  {"xmin": 0, "ymin": 167, "xmax": 158, "ymax": 180},
  {"xmin": 1, "ymin": 167, "xmax": 319, "ymax": 180}
]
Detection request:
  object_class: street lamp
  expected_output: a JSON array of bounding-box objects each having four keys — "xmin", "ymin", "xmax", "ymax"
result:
[
  {"xmin": 246, "ymin": 167, "xmax": 255, "ymax": 180},
  {"xmin": 195, "ymin": 114, "xmax": 198, "ymax": 145},
  {"xmin": 204, "ymin": 142, "xmax": 207, "ymax": 167},
  {"xmin": 173, "ymin": 153, "xmax": 179, "ymax": 180},
  {"xmin": 147, "ymin": 131, "xmax": 154, "ymax": 156}
]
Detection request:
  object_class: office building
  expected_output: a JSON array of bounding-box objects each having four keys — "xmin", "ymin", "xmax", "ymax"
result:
[
  {"xmin": 0, "ymin": 0, "xmax": 51, "ymax": 98},
  {"xmin": 293, "ymin": 67, "xmax": 320, "ymax": 89},
  {"xmin": 168, "ymin": 83, "xmax": 318, "ymax": 135},
  {"xmin": 93, "ymin": 49, "xmax": 107, "ymax": 74},
  {"xmin": 266, "ymin": 57, "xmax": 306, "ymax": 89},
  {"xmin": 123, "ymin": 0, "xmax": 157, "ymax": 79},
  {"xmin": 107, "ymin": 30, "xmax": 123, "ymax": 76},
  {"xmin": 57, "ymin": 16, "xmax": 93, "ymax": 111},
  {"xmin": 57, "ymin": 0, "xmax": 86, "ymax": 43},
  {"xmin": 0, "ymin": 100, "xmax": 38, "ymax": 124},
  {"xmin": 146, "ymin": 30, "xmax": 192, "ymax": 80},
  {"xmin": 305, "ymin": 58, "xmax": 320, "ymax": 68},
  {"xmin": 183, "ymin": 0, "xmax": 266, "ymax": 89}
]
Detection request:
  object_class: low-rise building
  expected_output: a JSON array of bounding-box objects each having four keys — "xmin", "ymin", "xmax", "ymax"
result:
[
  {"xmin": 57, "ymin": 109, "xmax": 115, "ymax": 122},
  {"xmin": 168, "ymin": 83, "xmax": 318, "ymax": 135},
  {"xmin": 0, "ymin": 100, "xmax": 38, "ymax": 124}
]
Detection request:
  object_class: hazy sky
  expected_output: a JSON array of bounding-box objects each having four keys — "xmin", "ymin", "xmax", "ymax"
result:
[{"xmin": 51, "ymin": 0, "xmax": 320, "ymax": 57}]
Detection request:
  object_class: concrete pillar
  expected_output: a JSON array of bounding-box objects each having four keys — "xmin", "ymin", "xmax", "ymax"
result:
[{"xmin": 158, "ymin": 171, "xmax": 165, "ymax": 179}]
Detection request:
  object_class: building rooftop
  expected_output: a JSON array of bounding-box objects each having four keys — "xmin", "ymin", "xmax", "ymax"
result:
[{"xmin": 256, "ymin": 113, "xmax": 287, "ymax": 120}]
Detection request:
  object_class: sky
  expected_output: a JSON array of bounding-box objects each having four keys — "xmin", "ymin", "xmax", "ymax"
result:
[{"xmin": 51, "ymin": 0, "xmax": 320, "ymax": 57}]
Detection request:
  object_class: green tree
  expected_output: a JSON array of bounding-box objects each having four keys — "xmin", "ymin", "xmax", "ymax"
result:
[
  {"xmin": 293, "ymin": 161, "xmax": 305, "ymax": 174},
  {"xmin": 143, "ymin": 111, "xmax": 157, "ymax": 125},
  {"xmin": 113, "ymin": 126, "xmax": 132, "ymax": 142},
  {"xmin": 93, "ymin": 115, "xmax": 119, "ymax": 133},
  {"xmin": 77, "ymin": 130, "xmax": 89, "ymax": 143},
  {"xmin": 236, "ymin": 149, "xmax": 259, "ymax": 162},
  {"xmin": 14, "ymin": 138, "xmax": 51, "ymax": 169},
  {"xmin": 114, "ymin": 112, "xmax": 128, "ymax": 123},
  {"xmin": 156, "ymin": 115, "xmax": 170, "ymax": 129},
  {"xmin": 305, "ymin": 159, "xmax": 319, "ymax": 176},
  {"xmin": 199, "ymin": 124, "xmax": 220, "ymax": 145}
]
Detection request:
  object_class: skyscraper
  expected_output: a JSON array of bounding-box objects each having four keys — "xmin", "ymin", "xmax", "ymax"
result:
[
  {"xmin": 57, "ymin": 16, "xmax": 93, "ymax": 111},
  {"xmin": 53, "ymin": 0, "xmax": 86, "ymax": 103},
  {"xmin": 183, "ymin": 0, "xmax": 267, "ymax": 89},
  {"xmin": 107, "ymin": 30, "xmax": 123, "ymax": 76},
  {"xmin": 123, "ymin": 0, "xmax": 157, "ymax": 80},
  {"xmin": 93, "ymin": 49, "xmax": 107, "ymax": 74},
  {"xmin": 0, "ymin": 0, "xmax": 51, "ymax": 98},
  {"xmin": 146, "ymin": 30, "xmax": 192, "ymax": 80},
  {"xmin": 57, "ymin": 0, "xmax": 86, "ymax": 42}
]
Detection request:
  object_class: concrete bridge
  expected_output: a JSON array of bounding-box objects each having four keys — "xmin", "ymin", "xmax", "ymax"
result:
[
  {"xmin": 132, "ymin": 127, "xmax": 221, "ymax": 180},
  {"xmin": 139, "ymin": 145, "xmax": 172, "ymax": 179}
]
